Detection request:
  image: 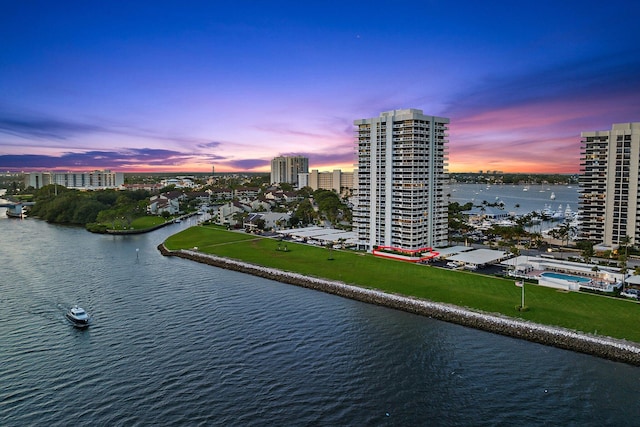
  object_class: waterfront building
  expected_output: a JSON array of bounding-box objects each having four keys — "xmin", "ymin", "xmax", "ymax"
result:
[
  {"xmin": 25, "ymin": 170, "xmax": 124, "ymax": 190},
  {"xmin": 160, "ymin": 176, "xmax": 197, "ymax": 189},
  {"xmin": 234, "ymin": 186, "xmax": 261, "ymax": 199},
  {"xmin": 297, "ymin": 169, "xmax": 355, "ymax": 193},
  {"xmin": 147, "ymin": 193, "xmax": 181, "ymax": 215},
  {"xmin": 243, "ymin": 211, "xmax": 291, "ymax": 231},
  {"xmin": 353, "ymin": 109, "xmax": 449, "ymax": 252},
  {"xmin": 24, "ymin": 172, "xmax": 52, "ymax": 189},
  {"xmin": 210, "ymin": 188, "xmax": 234, "ymax": 200},
  {"xmin": 579, "ymin": 122, "xmax": 640, "ymax": 248},
  {"xmin": 122, "ymin": 183, "xmax": 164, "ymax": 192},
  {"xmin": 270, "ymin": 156, "xmax": 309, "ymax": 186}
]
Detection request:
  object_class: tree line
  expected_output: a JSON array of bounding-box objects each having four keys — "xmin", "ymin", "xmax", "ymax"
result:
[
  {"xmin": 290, "ymin": 188, "xmax": 352, "ymax": 228},
  {"xmin": 28, "ymin": 185, "xmax": 150, "ymax": 230}
]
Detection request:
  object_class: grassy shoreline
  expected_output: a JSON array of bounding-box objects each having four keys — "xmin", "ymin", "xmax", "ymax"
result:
[{"xmin": 163, "ymin": 225, "xmax": 640, "ymax": 344}]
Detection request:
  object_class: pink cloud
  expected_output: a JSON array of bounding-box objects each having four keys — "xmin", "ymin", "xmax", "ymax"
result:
[{"xmin": 447, "ymin": 94, "xmax": 640, "ymax": 173}]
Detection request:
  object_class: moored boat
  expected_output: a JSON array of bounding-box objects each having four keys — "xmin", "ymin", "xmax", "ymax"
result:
[
  {"xmin": 65, "ymin": 306, "xmax": 91, "ymax": 328},
  {"xmin": 6, "ymin": 204, "xmax": 26, "ymax": 218}
]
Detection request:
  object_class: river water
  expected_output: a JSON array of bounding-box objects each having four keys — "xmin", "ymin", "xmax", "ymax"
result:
[{"xmin": 1, "ymin": 202, "xmax": 639, "ymax": 425}]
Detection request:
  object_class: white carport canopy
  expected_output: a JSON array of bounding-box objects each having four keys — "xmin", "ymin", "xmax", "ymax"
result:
[
  {"xmin": 622, "ymin": 275, "xmax": 640, "ymax": 286},
  {"xmin": 311, "ymin": 231, "xmax": 357, "ymax": 244},
  {"xmin": 447, "ymin": 249, "xmax": 509, "ymax": 266},
  {"xmin": 434, "ymin": 245, "xmax": 474, "ymax": 259},
  {"xmin": 276, "ymin": 227, "xmax": 357, "ymax": 244},
  {"xmin": 276, "ymin": 226, "xmax": 338, "ymax": 238}
]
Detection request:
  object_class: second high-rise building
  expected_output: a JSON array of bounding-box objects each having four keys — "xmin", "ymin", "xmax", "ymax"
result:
[
  {"xmin": 270, "ymin": 155, "xmax": 309, "ymax": 187},
  {"xmin": 354, "ymin": 109, "xmax": 449, "ymax": 252},
  {"xmin": 579, "ymin": 122, "xmax": 640, "ymax": 249}
]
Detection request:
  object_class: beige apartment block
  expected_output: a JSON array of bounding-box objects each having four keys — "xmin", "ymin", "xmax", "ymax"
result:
[{"xmin": 298, "ymin": 169, "xmax": 354, "ymax": 194}]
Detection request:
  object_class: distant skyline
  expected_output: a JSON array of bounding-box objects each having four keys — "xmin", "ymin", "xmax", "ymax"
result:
[{"xmin": 1, "ymin": 1, "xmax": 639, "ymax": 174}]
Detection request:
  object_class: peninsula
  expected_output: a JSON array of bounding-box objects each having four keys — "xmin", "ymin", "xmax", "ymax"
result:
[{"xmin": 160, "ymin": 226, "xmax": 640, "ymax": 366}]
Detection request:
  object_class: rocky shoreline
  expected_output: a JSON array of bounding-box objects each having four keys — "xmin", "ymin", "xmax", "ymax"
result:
[{"xmin": 158, "ymin": 244, "xmax": 640, "ymax": 366}]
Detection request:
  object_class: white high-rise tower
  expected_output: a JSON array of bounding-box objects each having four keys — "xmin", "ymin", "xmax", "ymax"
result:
[{"xmin": 354, "ymin": 109, "xmax": 449, "ymax": 251}]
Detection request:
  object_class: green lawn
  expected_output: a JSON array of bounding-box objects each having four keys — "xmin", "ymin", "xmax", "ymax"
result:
[
  {"xmin": 104, "ymin": 215, "xmax": 167, "ymax": 230},
  {"xmin": 130, "ymin": 216, "xmax": 167, "ymax": 229},
  {"xmin": 164, "ymin": 226, "xmax": 640, "ymax": 343}
]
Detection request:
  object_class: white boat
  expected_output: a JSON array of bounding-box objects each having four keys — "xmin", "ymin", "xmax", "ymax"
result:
[
  {"xmin": 552, "ymin": 204, "xmax": 564, "ymax": 220},
  {"xmin": 550, "ymin": 192, "xmax": 556, "ymax": 200},
  {"xmin": 65, "ymin": 306, "xmax": 91, "ymax": 328},
  {"xmin": 564, "ymin": 204, "xmax": 575, "ymax": 220},
  {"xmin": 541, "ymin": 204, "xmax": 554, "ymax": 218},
  {"xmin": 6, "ymin": 204, "xmax": 26, "ymax": 218}
]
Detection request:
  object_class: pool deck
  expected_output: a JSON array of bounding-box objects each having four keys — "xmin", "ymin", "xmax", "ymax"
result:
[
  {"xmin": 504, "ymin": 255, "xmax": 625, "ymax": 293},
  {"xmin": 511, "ymin": 269, "xmax": 620, "ymax": 292},
  {"xmin": 541, "ymin": 272, "xmax": 592, "ymax": 282}
]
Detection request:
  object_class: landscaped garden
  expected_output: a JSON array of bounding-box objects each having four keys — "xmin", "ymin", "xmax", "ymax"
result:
[{"xmin": 164, "ymin": 225, "xmax": 640, "ymax": 343}]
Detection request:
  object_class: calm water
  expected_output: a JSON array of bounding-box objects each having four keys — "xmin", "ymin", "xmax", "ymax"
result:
[
  {"xmin": 448, "ymin": 183, "xmax": 580, "ymax": 216},
  {"xmin": 1, "ymin": 206, "xmax": 640, "ymax": 426}
]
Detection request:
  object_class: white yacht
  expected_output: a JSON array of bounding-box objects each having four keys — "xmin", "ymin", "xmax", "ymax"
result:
[
  {"xmin": 65, "ymin": 306, "xmax": 91, "ymax": 328},
  {"xmin": 552, "ymin": 205, "xmax": 564, "ymax": 220}
]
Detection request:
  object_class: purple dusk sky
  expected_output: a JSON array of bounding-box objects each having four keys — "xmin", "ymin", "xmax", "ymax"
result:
[{"xmin": 1, "ymin": 1, "xmax": 639, "ymax": 173}]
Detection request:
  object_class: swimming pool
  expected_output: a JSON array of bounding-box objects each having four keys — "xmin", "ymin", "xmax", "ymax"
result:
[{"xmin": 540, "ymin": 272, "xmax": 591, "ymax": 283}]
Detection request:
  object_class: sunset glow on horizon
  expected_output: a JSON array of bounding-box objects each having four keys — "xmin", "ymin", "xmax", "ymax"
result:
[{"xmin": 1, "ymin": 1, "xmax": 639, "ymax": 174}]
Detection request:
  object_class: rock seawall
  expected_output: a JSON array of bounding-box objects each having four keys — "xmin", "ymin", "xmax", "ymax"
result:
[{"xmin": 158, "ymin": 244, "xmax": 640, "ymax": 366}]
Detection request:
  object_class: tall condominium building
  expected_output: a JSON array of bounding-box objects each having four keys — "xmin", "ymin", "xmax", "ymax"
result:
[
  {"xmin": 354, "ymin": 109, "xmax": 449, "ymax": 251},
  {"xmin": 270, "ymin": 156, "xmax": 309, "ymax": 186},
  {"xmin": 579, "ymin": 122, "xmax": 640, "ymax": 248}
]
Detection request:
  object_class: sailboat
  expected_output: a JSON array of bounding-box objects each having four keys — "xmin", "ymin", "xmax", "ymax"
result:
[{"xmin": 550, "ymin": 192, "xmax": 556, "ymax": 200}]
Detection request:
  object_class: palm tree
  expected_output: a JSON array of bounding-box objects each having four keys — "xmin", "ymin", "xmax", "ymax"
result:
[
  {"xmin": 618, "ymin": 235, "xmax": 632, "ymax": 289},
  {"xmin": 577, "ymin": 240, "xmax": 595, "ymax": 264},
  {"xmin": 326, "ymin": 242, "xmax": 334, "ymax": 260},
  {"xmin": 618, "ymin": 234, "xmax": 632, "ymax": 258},
  {"xmin": 510, "ymin": 245, "xmax": 521, "ymax": 261},
  {"xmin": 232, "ymin": 211, "xmax": 246, "ymax": 228},
  {"xmin": 553, "ymin": 221, "xmax": 576, "ymax": 257},
  {"xmin": 562, "ymin": 222, "xmax": 576, "ymax": 245},
  {"xmin": 529, "ymin": 231, "xmax": 543, "ymax": 249}
]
